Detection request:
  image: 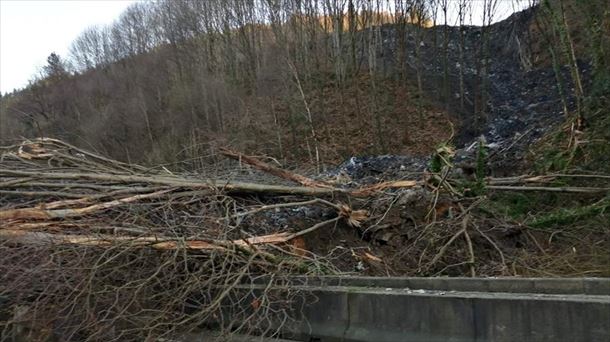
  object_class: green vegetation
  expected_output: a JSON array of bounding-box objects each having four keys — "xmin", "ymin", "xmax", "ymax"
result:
[
  {"xmin": 429, "ymin": 143, "xmax": 454, "ymax": 173},
  {"xmin": 481, "ymin": 193, "xmax": 537, "ymax": 219},
  {"xmin": 472, "ymin": 138, "xmax": 488, "ymax": 195},
  {"xmin": 528, "ymin": 196, "xmax": 609, "ymax": 229},
  {"xmin": 530, "ymin": 0, "xmax": 609, "ymax": 173}
]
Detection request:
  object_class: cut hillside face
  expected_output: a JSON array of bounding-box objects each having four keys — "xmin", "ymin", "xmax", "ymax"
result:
[{"xmin": 367, "ymin": 9, "xmax": 591, "ymax": 175}]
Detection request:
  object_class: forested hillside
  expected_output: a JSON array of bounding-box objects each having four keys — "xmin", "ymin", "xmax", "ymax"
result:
[
  {"xmin": 2, "ymin": 0, "xmax": 605, "ymax": 172},
  {"xmin": 0, "ymin": 0, "xmax": 445, "ymax": 167}
]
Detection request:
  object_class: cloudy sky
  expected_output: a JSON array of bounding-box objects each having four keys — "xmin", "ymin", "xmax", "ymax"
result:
[{"xmin": 0, "ymin": 0, "xmax": 136, "ymax": 94}]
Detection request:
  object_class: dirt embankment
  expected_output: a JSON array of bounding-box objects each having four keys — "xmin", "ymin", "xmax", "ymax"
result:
[{"xmin": 355, "ymin": 7, "xmax": 591, "ymax": 176}]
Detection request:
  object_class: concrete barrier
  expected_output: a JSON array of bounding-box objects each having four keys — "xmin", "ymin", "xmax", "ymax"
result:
[
  {"xmin": 238, "ymin": 277, "xmax": 610, "ymax": 342},
  {"xmin": 252, "ymin": 276, "xmax": 610, "ymax": 295}
]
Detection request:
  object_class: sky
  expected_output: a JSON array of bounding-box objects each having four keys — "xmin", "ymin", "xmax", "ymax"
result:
[
  {"xmin": 440, "ymin": 1, "xmax": 531, "ymax": 26},
  {"xmin": 0, "ymin": 0, "xmax": 137, "ymax": 94},
  {"xmin": 0, "ymin": 0, "xmax": 530, "ymax": 95}
]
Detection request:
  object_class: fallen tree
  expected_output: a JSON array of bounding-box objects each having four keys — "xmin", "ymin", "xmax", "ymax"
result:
[
  {"xmin": 0, "ymin": 138, "xmax": 411, "ymax": 341},
  {"xmin": 1, "ymin": 138, "xmax": 608, "ymax": 341}
]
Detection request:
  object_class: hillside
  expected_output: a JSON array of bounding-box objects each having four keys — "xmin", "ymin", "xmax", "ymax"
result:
[
  {"xmin": 0, "ymin": 0, "xmax": 609, "ymax": 340},
  {"xmin": 1, "ymin": 0, "xmax": 608, "ymax": 275},
  {"xmin": 1, "ymin": 2, "xmax": 606, "ymax": 173}
]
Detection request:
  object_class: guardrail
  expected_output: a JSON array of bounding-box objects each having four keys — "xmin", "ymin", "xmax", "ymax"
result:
[{"xmin": 232, "ymin": 276, "xmax": 610, "ymax": 342}]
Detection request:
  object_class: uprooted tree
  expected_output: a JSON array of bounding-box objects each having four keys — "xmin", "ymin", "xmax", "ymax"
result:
[{"xmin": 1, "ymin": 138, "xmax": 608, "ymax": 340}]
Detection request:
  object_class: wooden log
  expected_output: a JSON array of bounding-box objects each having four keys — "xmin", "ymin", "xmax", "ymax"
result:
[
  {"xmin": 0, "ymin": 169, "xmax": 342, "ymax": 196},
  {"xmin": 219, "ymin": 147, "xmax": 333, "ymax": 188},
  {"xmin": 487, "ymin": 185, "xmax": 609, "ymax": 193},
  {"xmin": 350, "ymin": 180, "xmax": 419, "ymax": 196},
  {"xmin": 0, "ymin": 189, "xmax": 172, "ymax": 221},
  {"xmin": 486, "ymin": 175, "xmax": 555, "ymax": 185},
  {"xmin": 0, "ymin": 229, "xmax": 295, "ymax": 251}
]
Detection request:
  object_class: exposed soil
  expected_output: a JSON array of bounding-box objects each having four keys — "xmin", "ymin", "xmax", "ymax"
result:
[
  {"xmin": 361, "ymin": 8, "xmax": 592, "ymax": 175},
  {"xmin": 223, "ymin": 8, "xmax": 605, "ymax": 277}
]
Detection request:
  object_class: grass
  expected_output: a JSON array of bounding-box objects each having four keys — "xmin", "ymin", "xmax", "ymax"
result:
[
  {"xmin": 481, "ymin": 190, "xmax": 609, "ymax": 230},
  {"xmin": 527, "ymin": 196, "xmax": 610, "ymax": 230},
  {"xmin": 481, "ymin": 193, "xmax": 538, "ymax": 219}
]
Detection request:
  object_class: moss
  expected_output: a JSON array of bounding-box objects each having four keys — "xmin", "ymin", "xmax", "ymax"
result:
[
  {"xmin": 528, "ymin": 196, "xmax": 610, "ymax": 229},
  {"xmin": 472, "ymin": 139, "xmax": 488, "ymax": 195},
  {"xmin": 429, "ymin": 143, "xmax": 455, "ymax": 173},
  {"xmin": 481, "ymin": 193, "xmax": 537, "ymax": 219},
  {"xmin": 429, "ymin": 154, "xmax": 443, "ymax": 173},
  {"xmin": 582, "ymin": 102, "xmax": 610, "ymax": 172}
]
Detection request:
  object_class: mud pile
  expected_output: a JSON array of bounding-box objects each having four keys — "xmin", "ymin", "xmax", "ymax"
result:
[{"xmin": 366, "ymin": 7, "xmax": 591, "ymax": 175}]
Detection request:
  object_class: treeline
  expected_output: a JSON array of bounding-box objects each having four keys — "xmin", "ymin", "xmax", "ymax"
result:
[{"xmin": 0, "ymin": 0, "xmax": 606, "ymax": 169}]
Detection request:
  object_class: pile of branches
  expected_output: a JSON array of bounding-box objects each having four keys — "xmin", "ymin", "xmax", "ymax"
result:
[
  {"xmin": 1, "ymin": 138, "xmax": 607, "ymax": 341},
  {"xmin": 0, "ymin": 138, "xmax": 418, "ymax": 341}
]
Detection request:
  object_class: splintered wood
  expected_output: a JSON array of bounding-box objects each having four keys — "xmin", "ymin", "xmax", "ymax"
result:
[
  {"xmin": 0, "ymin": 138, "xmax": 420, "ymax": 254},
  {"xmin": 0, "ymin": 229, "xmax": 294, "ymax": 251},
  {"xmin": 2, "ymin": 138, "xmax": 605, "ymax": 255}
]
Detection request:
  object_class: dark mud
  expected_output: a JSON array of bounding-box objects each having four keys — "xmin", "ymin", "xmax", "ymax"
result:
[
  {"xmin": 320, "ymin": 155, "xmax": 429, "ymax": 184},
  {"xmin": 363, "ymin": 7, "xmax": 591, "ymax": 176}
]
